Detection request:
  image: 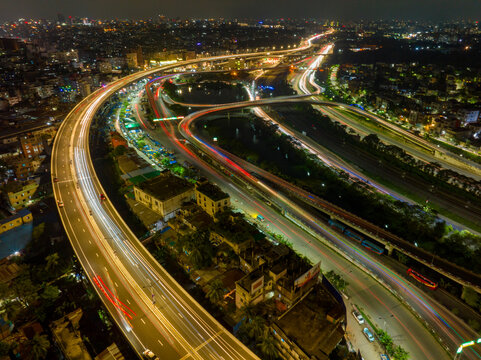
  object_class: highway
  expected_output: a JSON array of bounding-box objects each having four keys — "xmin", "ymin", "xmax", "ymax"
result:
[
  {"xmin": 293, "ymin": 67, "xmax": 481, "ymax": 181},
  {"xmin": 51, "ymin": 33, "xmax": 333, "ymax": 360},
  {"xmin": 51, "ymin": 27, "xmax": 479, "ymax": 360},
  {"xmin": 172, "ymin": 96, "xmax": 480, "ymax": 360},
  {"xmin": 141, "ymin": 64, "xmax": 480, "ymax": 359},
  {"xmin": 136, "ymin": 81, "xmax": 454, "ymax": 360}
]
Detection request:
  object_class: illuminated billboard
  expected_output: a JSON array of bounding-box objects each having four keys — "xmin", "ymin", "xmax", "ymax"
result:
[{"xmin": 294, "ymin": 261, "xmax": 321, "ymax": 288}]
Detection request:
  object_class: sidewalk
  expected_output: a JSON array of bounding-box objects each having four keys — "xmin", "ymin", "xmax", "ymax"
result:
[{"xmin": 345, "ymin": 300, "xmax": 385, "ymax": 359}]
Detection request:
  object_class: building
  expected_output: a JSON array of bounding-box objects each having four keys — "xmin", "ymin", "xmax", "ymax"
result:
[
  {"xmin": 235, "ymin": 243, "xmax": 320, "ymax": 309},
  {"xmin": 272, "ymin": 283, "xmax": 345, "ymax": 360},
  {"xmin": 94, "ymin": 343, "xmax": 124, "ymax": 360},
  {"xmin": 79, "ymin": 80, "xmax": 91, "ymax": 98},
  {"xmin": 0, "ymin": 209, "xmax": 33, "ymax": 234},
  {"xmin": 9, "ymin": 156, "xmax": 43, "ymax": 180},
  {"xmin": 126, "ymin": 53, "xmax": 138, "ymax": 68},
  {"xmin": 110, "ymin": 131, "xmax": 128, "ymax": 149},
  {"xmin": 51, "ymin": 308, "xmax": 92, "ymax": 360},
  {"xmin": 5, "ymin": 180, "xmax": 39, "ymax": 209},
  {"xmin": 235, "ymin": 268, "xmax": 265, "ymax": 308},
  {"xmin": 20, "ymin": 133, "xmax": 46, "ymax": 158},
  {"xmin": 133, "ymin": 172, "xmax": 194, "ymax": 220},
  {"xmin": 195, "ymin": 180, "xmax": 230, "ymax": 216}
]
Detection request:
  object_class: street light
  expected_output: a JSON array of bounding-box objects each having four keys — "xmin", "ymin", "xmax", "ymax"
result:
[{"xmin": 454, "ymin": 338, "xmax": 481, "ymax": 359}]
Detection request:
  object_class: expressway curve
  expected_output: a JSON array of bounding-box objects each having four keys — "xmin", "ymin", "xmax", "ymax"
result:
[
  {"xmin": 162, "ymin": 83, "xmax": 481, "ymax": 289},
  {"xmin": 51, "ymin": 34, "xmax": 333, "ymax": 360},
  {"xmin": 175, "ymin": 97, "xmax": 481, "ymax": 360}
]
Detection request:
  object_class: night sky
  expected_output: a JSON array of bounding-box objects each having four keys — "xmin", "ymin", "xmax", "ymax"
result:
[{"xmin": 1, "ymin": 0, "xmax": 480, "ymax": 22}]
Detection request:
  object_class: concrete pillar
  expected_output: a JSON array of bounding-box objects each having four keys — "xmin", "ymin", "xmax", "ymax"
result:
[{"xmin": 385, "ymin": 243, "xmax": 394, "ymax": 256}]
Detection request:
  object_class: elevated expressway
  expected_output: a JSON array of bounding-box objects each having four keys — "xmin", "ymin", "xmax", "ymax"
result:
[
  {"xmin": 174, "ymin": 96, "xmax": 480, "ymax": 360},
  {"xmin": 51, "ymin": 34, "xmax": 333, "ymax": 360},
  {"xmin": 162, "ymin": 78, "xmax": 481, "ymax": 291}
]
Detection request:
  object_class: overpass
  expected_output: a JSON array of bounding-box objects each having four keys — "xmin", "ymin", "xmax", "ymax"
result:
[
  {"xmin": 176, "ymin": 96, "xmax": 481, "ymax": 294},
  {"xmin": 51, "ymin": 32, "xmax": 333, "ymax": 359}
]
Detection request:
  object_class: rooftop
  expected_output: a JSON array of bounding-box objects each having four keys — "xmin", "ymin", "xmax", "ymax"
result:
[
  {"xmin": 237, "ymin": 267, "xmax": 264, "ymax": 292},
  {"xmin": 136, "ymin": 172, "xmax": 193, "ymax": 201},
  {"xmin": 196, "ymin": 182, "xmax": 229, "ymax": 201},
  {"xmin": 275, "ymin": 285, "xmax": 345, "ymax": 360}
]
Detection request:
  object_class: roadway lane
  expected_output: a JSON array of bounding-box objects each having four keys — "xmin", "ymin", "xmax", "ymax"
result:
[
  {"xmin": 138, "ymin": 80, "xmax": 453, "ymax": 360},
  {"xmin": 51, "ymin": 33, "xmax": 334, "ymax": 360},
  {"xmin": 176, "ymin": 99, "xmax": 480, "ymax": 360}
]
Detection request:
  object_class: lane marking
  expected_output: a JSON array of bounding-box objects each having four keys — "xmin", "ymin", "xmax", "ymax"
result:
[
  {"xmin": 114, "ymin": 282, "xmax": 119, "ymax": 288},
  {"xmin": 82, "ymin": 228, "xmax": 85, "ymax": 232},
  {"xmin": 157, "ymin": 339, "xmax": 163, "ymax": 347},
  {"xmin": 179, "ymin": 331, "xmax": 223, "ymax": 360},
  {"xmin": 88, "ymin": 240, "xmax": 92, "ymax": 244},
  {"xmin": 141, "ymin": 318, "xmax": 146, "ymax": 325},
  {"xmin": 96, "ymin": 253, "xmax": 99, "ymax": 258},
  {"xmin": 126, "ymin": 299, "xmax": 131, "ymax": 305}
]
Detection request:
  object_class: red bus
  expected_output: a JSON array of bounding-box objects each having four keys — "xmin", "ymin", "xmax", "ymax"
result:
[{"xmin": 407, "ymin": 268, "xmax": 438, "ymax": 290}]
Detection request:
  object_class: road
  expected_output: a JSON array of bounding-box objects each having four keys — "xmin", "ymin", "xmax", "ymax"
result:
[
  {"xmin": 137, "ymin": 79, "xmax": 454, "ymax": 360},
  {"xmin": 296, "ymin": 70, "xmax": 481, "ymax": 181},
  {"xmin": 142, "ymin": 67, "xmax": 480, "ymax": 359},
  {"xmin": 172, "ymin": 96, "xmax": 480, "ymax": 360},
  {"xmin": 51, "ymin": 33, "xmax": 335, "ymax": 360}
]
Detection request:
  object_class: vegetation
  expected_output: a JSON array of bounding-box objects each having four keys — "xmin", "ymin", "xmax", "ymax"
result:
[
  {"xmin": 237, "ymin": 304, "xmax": 279, "ymax": 360},
  {"xmin": 206, "ymin": 279, "xmax": 225, "ymax": 304},
  {"xmin": 199, "ymin": 111, "xmax": 481, "ymax": 274},
  {"xmin": 324, "ymin": 270, "xmax": 349, "ymax": 292},
  {"xmin": 29, "ymin": 334, "xmax": 50, "ymax": 360},
  {"xmin": 175, "ymin": 231, "xmax": 214, "ymax": 269}
]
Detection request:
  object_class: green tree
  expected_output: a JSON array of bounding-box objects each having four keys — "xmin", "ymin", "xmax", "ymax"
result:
[
  {"xmin": 41, "ymin": 285, "xmax": 60, "ymax": 303},
  {"xmin": 10, "ymin": 273, "xmax": 38, "ymax": 307},
  {"xmin": 45, "ymin": 253, "xmax": 60, "ymax": 274},
  {"xmin": 468, "ymin": 319, "xmax": 481, "ymax": 332},
  {"xmin": 113, "ymin": 145, "xmax": 126, "ymax": 156},
  {"xmin": 1, "ymin": 299, "xmax": 21, "ymax": 322},
  {"xmin": 377, "ymin": 329, "xmax": 394, "ymax": 354},
  {"xmin": 29, "ymin": 334, "xmax": 50, "ymax": 360},
  {"xmin": 461, "ymin": 286, "xmax": 480, "ymax": 309},
  {"xmin": 257, "ymin": 330, "xmax": 278, "ymax": 360},
  {"xmin": 206, "ymin": 279, "xmax": 224, "ymax": 304},
  {"xmin": 248, "ymin": 316, "xmax": 265, "ymax": 339},
  {"xmin": 392, "ymin": 345, "xmax": 409, "ymax": 360},
  {"xmin": 324, "ymin": 270, "xmax": 349, "ymax": 292},
  {"xmin": 32, "ymin": 223, "xmax": 45, "ymax": 241},
  {"xmin": 240, "ymin": 303, "xmax": 256, "ymax": 322},
  {"xmin": 395, "ymin": 251, "xmax": 408, "ymax": 265},
  {"xmin": 189, "ymin": 247, "xmax": 204, "ymax": 270},
  {"xmin": 0, "ymin": 340, "xmax": 16, "ymax": 356}
]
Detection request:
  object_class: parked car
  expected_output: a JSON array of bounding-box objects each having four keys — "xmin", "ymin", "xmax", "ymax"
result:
[
  {"xmin": 352, "ymin": 310, "xmax": 365, "ymax": 324},
  {"xmin": 363, "ymin": 327, "xmax": 375, "ymax": 342},
  {"xmin": 380, "ymin": 354, "xmax": 390, "ymax": 360},
  {"xmin": 57, "ymin": 201, "xmax": 64, "ymax": 208}
]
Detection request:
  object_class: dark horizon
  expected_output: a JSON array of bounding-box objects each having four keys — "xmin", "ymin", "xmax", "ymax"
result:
[{"xmin": 1, "ymin": 0, "xmax": 481, "ymax": 23}]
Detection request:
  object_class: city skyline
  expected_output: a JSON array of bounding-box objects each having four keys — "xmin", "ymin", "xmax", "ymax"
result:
[
  {"xmin": 1, "ymin": 0, "xmax": 481, "ymax": 23},
  {"xmin": 1, "ymin": 7, "xmax": 481, "ymax": 360}
]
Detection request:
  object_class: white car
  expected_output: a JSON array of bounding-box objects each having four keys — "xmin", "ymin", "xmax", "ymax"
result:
[
  {"xmin": 352, "ymin": 310, "xmax": 364, "ymax": 324},
  {"xmin": 142, "ymin": 349, "xmax": 159, "ymax": 360}
]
